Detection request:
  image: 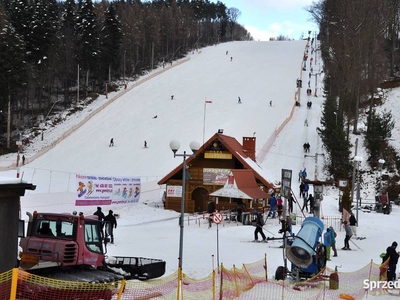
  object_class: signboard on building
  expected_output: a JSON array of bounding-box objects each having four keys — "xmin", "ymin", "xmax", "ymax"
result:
[
  {"xmin": 166, "ymin": 185, "xmax": 182, "ymax": 197},
  {"xmin": 204, "ymin": 151, "xmax": 232, "ymax": 159},
  {"xmin": 203, "ymin": 168, "xmax": 231, "ymax": 185}
]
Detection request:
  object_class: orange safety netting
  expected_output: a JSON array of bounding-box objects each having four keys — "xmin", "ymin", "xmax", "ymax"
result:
[{"xmin": 0, "ymin": 257, "xmax": 391, "ymax": 300}]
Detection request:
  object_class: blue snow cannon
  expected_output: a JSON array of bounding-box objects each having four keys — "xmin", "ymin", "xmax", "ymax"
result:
[{"xmin": 286, "ymin": 217, "xmax": 324, "ymax": 270}]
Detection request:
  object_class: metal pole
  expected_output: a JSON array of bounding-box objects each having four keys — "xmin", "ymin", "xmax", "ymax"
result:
[
  {"xmin": 77, "ymin": 64, "xmax": 79, "ymax": 103},
  {"xmin": 7, "ymin": 95, "xmax": 11, "ymax": 149},
  {"xmin": 356, "ymin": 161, "xmax": 360, "ymax": 225},
  {"xmin": 123, "ymin": 51, "xmax": 126, "ymax": 88},
  {"xmin": 379, "ymin": 164, "xmax": 382, "ymax": 194},
  {"xmin": 178, "ymin": 151, "xmax": 186, "ymax": 271},
  {"xmin": 351, "ymin": 139, "xmax": 358, "ymax": 206},
  {"xmin": 314, "ymin": 154, "xmax": 318, "ymax": 180},
  {"xmin": 314, "ymin": 73, "xmax": 318, "ymax": 97},
  {"xmin": 216, "ymin": 223, "xmax": 220, "ymax": 274}
]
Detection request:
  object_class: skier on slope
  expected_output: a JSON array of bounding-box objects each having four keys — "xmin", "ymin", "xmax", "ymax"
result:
[{"xmin": 253, "ymin": 211, "xmax": 267, "ymax": 242}]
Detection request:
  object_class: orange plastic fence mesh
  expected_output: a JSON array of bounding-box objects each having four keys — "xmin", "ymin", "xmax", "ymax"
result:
[
  {"xmin": 119, "ymin": 271, "xmax": 179, "ymax": 300},
  {"xmin": 241, "ymin": 257, "xmax": 268, "ymax": 280},
  {"xmin": 16, "ymin": 269, "xmax": 119, "ymax": 300},
  {"xmin": 219, "ymin": 264, "xmax": 264, "ymax": 299},
  {"xmin": 0, "ymin": 269, "xmax": 12, "ymax": 299},
  {"xmin": 0, "ymin": 258, "xmax": 392, "ymax": 299}
]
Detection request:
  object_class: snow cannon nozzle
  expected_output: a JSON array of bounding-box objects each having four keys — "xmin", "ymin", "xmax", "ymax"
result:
[{"xmin": 286, "ymin": 217, "xmax": 324, "ymax": 268}]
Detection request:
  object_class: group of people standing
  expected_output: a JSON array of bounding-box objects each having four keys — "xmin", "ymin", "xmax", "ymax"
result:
[
  {"xmin": 94, "ymin": 207, "xmax": 117, "ymax": 244},
  {"xmin": 301, "ymin": 194, "xmax": 315, "ymax": 214},
  {"xmin": 323, "ymin": 226, "xmax": 338, "ymax": 260},
  {"xmin": 302, "ymin": 142, "xmax": 311, "ymax": 153}
]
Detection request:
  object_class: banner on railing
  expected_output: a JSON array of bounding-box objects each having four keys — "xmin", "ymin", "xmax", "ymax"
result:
[{"xmin": 75, "ymin": 174, "xmax": 141, "ymax": 206}]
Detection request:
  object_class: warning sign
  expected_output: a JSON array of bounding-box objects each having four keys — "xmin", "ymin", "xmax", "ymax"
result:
[{"xmin": 212, "ymin": 212, "xmax": 223, "ymax": 224}]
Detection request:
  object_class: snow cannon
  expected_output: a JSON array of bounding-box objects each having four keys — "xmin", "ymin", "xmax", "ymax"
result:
[{"xmin": 286, "ymin": 217, "xmax": 324, "ymax": 268}]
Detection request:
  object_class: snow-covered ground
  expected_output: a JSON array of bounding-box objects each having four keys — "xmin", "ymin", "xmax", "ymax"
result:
[{"xmin": 1, "ymin": 40, "xmax": 399, "ymax": 299}]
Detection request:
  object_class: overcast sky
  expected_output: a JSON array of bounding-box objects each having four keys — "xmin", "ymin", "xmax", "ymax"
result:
[{"xmin": 212, "ymin": 0, "xmax": 318, "ymax": 41}]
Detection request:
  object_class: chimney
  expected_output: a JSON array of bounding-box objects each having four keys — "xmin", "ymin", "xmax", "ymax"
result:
[{"xmin": 242, "ymin": 137, "xmax": 256, "ymax": 161}]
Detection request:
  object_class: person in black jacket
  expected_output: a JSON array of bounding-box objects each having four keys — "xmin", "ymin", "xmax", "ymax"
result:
[
  {"xmin": 253, "ymin": 211, "xmax": 266, "ymax": 242},
  {"xmin": 349, "ymin": 212, "xmax": 357, "ymax": 238},
  {"xmin": 94, "ymin": 207, "xmax": 105, "ymax": 238},
  {"xmin": 104, "ymin": 210, "xmax": 117, "ymax": 244},
  {"xmin": 385, "ymin": 241, "xmax": 400, "ymax": 282}
]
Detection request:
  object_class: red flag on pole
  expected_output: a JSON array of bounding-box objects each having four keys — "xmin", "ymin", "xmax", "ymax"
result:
[{"xmin": 205, "ymin": 100, "xmax": 212, "ymax": 103}]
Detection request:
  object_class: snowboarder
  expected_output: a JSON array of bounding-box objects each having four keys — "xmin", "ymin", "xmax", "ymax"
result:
[
  {"xmin": 144, "ymin": 140, "xmax": 147, "ymax": 148},
  {"xmin": 104, "ymin": 210, "xmax": 117, "ymax": 244},
  {"xmin": 171, "ymin": 95, "xmax": 174, "ymax": 100},
  {"xmin": 230, "ymin": 57, "xmax": 233, "ymax": 61},
  {"xmin": 109, "ymin": 138, "xmax": 114, "ymax": 147},
  {"xmin": 253, "ymin": 211, "xmax": 267, "ymax": 242},
  {"xmin": 153, "ymin": 115, "xmax": 157, "ymax": 119},
  {"xmin": 238, "ymin": 97, "xmax": 241, "ymax": 104},
  {"xmin": 269, "ymin": 100, "xmax": 272, "ymax": 106}
]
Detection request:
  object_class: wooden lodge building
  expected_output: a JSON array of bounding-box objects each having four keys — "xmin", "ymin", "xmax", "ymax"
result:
[{"xmin": 158, "ymin": 132, "xmax": 274, "ymax": 213}]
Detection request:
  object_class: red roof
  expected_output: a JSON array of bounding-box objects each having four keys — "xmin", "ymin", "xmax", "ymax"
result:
[
  {"xmin": 232, "ymin": 170, "xmax": 271, "ymax": 199},
  {"xmin": 158, "ymin": 133, "xmax": 273, "ymax": 190}
]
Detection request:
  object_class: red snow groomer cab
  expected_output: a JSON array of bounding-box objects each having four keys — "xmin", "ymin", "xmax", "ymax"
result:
[{"xmin": 19, "ymin": 211, "xmax": 165, "ymax": 283}]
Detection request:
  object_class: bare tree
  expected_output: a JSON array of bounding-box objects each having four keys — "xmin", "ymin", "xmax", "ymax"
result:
[{"xmin": 226, "ymin": 7, "xmax": 241, "ymax": 41}]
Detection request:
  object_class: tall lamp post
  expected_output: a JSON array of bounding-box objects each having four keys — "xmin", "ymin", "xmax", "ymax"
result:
[
  {"xmin": 41, "ymin": 100, "xmax": 60, "ymax": 141},
  {"xmin": 378, "ymin": 158, "xmax": 385, "ymax": 195},
  {"xmin": 169, "ymin": 140, "xmax": 200, "ymax": 272},
  {"xmin": 354, "ymin": 156, "xmax": 363, "ymax": 224}
]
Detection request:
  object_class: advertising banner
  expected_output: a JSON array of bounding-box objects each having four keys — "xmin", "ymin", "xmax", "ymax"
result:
[{"xmin": 75, "ymin": 174, "xmax": 141, "ymax": 206}]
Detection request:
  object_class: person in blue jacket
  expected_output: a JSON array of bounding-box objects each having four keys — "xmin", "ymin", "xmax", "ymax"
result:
[
  {"xmin": 269, "ymin": 193, "xmax": 277, "ymax": 218},
  {"xmin": 329, "ymin": 226, "xmax": 338, "ymax": 257},
  {"xmin": 304, "ymin": 182, "xmax": 309, "ymax": 197},
  {"xmin": 323, "ymin": 228, "xmax": 332, "ymax": 260},
  {"xmin": 302, "ymin": 168, "xmax": 307, "ymax": 180}
]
